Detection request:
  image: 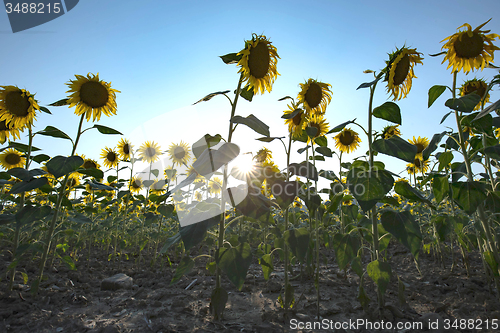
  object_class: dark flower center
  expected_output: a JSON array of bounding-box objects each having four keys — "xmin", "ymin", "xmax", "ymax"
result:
[
  {"xmin": 107, "ymin": 151, "xmax": 117, "ymax": 162},
  {"xmin": 0, "ymin": 120, "xmax": 10, "ymax": 131},
  {"xmin": 305, "ymin": 82, "xmax": 322, "ymax": 109},
  {"xmin": 122, "ymin": 144, "xmax": 130, "ymax": 155},
  {"xmin": 248, "ymin": 41, "xmax": 270, "ymax": 79},
  {"xmin": 393, "ymin": 54, "xmax": 410, "ymax": 86},
  {"xmin": 463, "ymin": 81, "xmax": 487, "ymax": 98},
  {"xmin": 5, "ymin": 90, "xmax": 30, "ymax": 117},
  {"xmin": 145, "ymin": 147, "xmax": 156, "ymax": 158},
  {"xmin": 174, "ymin": 146, "xmax": 186, "ymax": 160},
  {"xmin": 292, "ymin": 111, "xmax": 303, "ymax": 126},
  {"xmin": 414, "ymin": 158, "xmax": 422, "ymax": 168},
  {"xmin": 83, "ymin": 160, "xmax": 97, "ymax": 169},
  {"xmin": 5, "ymin": 153, "xmax": 21, "ymax": 165},
  {"xmin": 339, "ymin": 131, "xmax": 355, "ymax": 145},
  {"xmin": 454, "ymin": 32, "xmax": 484, "ymax": 59},
  {"xmin": 80, "ymin": 81, "xmax": 109, "ymax": 108},
  {"xmin": 415, "ymin": 143, "xmax": 425, "ymax": 154}
]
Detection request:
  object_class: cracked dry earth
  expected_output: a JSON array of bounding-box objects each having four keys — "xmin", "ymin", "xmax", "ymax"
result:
[{"xmin": 1, "ymin": 241, "xmax": 500, "ymax": 333}]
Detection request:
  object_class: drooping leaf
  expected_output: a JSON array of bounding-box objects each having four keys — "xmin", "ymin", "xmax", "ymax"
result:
[
  {"xmin": 218, "ymin": 243, "xmax": 252, "ymax": 290},
  {"xmin": 180, "ymin": 213, "xmax": 221, "ymax": 250},
  {"xmin": 270, "ymin": 180, "xmax": 300, "ymax": 210},
  {"xmin": 485, "ymin": 145, "xmax": 500, "ymax": 161},
  {"xmin": 77, "ymin": 168, "xmax": 104, "ymax": 179},
  {"xmin": 380, "ymin": 210, "xmax": 422, "ymax": 258},
  {"xmin": 160, "ymin": 233, "xmax": 182, "ymax": 254},
  {"xmin": 473, "ymin": 98, "xmax": 500, "ymax": 120},
  {"xmin": 372, "ymin": 136, "xmax": 417, "ymax": 163},
  {"xmin": 346, "ymin": 167, "xmax": 394, "ymax": 211},
  {"xmin": 220, "ymin": 52, "xmax": 242, "ymax": 64},
  {"xmin": 356, "ymin": 77, "xmax": 382, "ymax": 90},
  {"xmin": 39, "ymin": 106, "xmax": 51, "ymax": 114},
  {"xmin": 327, "ymin": 118, "xmax": 356, "ymax": 134},
  {"xmin": 314, "ymin": 136, "xmax": 328, "ymax": 147},
  {"xmin": 92, "ymin": 125, "xmax": 123, "ymax": 135},
  {"xmin": 394, "ymin": 181, "xmax": 435, "ymax": 208},
  {"xmin": 36, "ymin": 126, "xmax": 72, "ymax": 141},
  {"xmin": 193, "ymin": 90, "xmax": 230, "ymax": 104},
  {"xmin": 32, "ymin": 154, "xmax": 51, "ymax": 164},
  {"xmin": 9, "ymin": 177, "xmax": 48, "ymax": 194},
  {"xmin": 315, "ymin": 146, "xmax": 332, "ymax": 157},
  {"xmin": 440, "ymin": 111, "xmax": 453, "ymax": 124},
  {"xmin": 422, "ymin": 131, "xmax": 447, "ymax": 161},
  {"xmin": 49, "ymin": 98, "xmax": 69, "ymax": 106},
  {"xmin": 210, "ymin": 287, "xmax": 228, "ymax": 320},
  {"xmin": 367, "ymin": 260, "xmax": 392, "ymax": 295},
  {"xmin": 15, "ymin": 205, "xmax": 52, "ymax": 226},
  {"xmin": 445, "ymin": 93, "xmax": 481, "ymax": 113},
  {"xmin": 284, "ymin": 228, "xmax": 310, "ymax": 264},
  {"xmin": 239, "ymin": 85, "xmax": 254, "ymax": 102},
  {"xmin": 46, "ymin": 155, "xmax": 84, "ymax": 179},
  {"xmin": 193, "ymin": 143, "xmax": 240, "ymax": 177},
  {"xmin": 432, "ymin": 175, "xmax": 449, "ymax": 204},
  {"xmin": 8, "ymin": 142, "xmax": 41, "ymax": 152},
  {"xmin": 259, "ymin": 254, "xmax": 273, "ymax": 280},
  {"xmin": 373, "ymin": 102, "xmax": 401, "ymax": 125},
  {"xmin": 437, "ymin": 151, "xmax": 453, "ymax": 171},
  {"xmin": 288, "ymin": 161, "xmax": 318, "ymax": 181},
  {"xmin": 170, "ymin": 256, "xmax": 195, "ymax": 285},
  {"xmin": 192, "ymin": 134, "xmax": 223, "ymax": 159},
  {"xmin": 61, "ymin": 255, "xmax": 76, "ymax": 270},
  {"xmin": 428, "ymin": 85, "xmax": 448, "ymax": 108},
  {"xmin": 333, "ymin": 233, "xmax": 361, "ymax": 270}
]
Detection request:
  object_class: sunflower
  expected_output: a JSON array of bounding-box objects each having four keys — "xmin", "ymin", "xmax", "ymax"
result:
[
  {"xmin": 130, "ymin": 176, "xmax": 143, "ymax": 193},
  {"xmin": 81, "ymin": 155, "xmax": 101, "ymax": 170},
  {"xmin": 441, "ymin": 19, "xmax": 500, "ymax": 74},
  {"xmin": 66, "ymin": 73, "xmax": 120, "ymax": 122},
  {"xmin": 283, "ymin": 102, "xmax": 307, "ymax": 137},
  {"xmin": 384, "ymin": 47, "xmax": 423, "ymax": 101},
  {"xmin": 495, "ymin": 128, "xmax": 500, "ymax": 139},
  {"xmin": 0, "ymin": 148, "xmax": 25, "ymax": 170},
  {"xmin": 297, "ymin": 79, "xmax": 332, "ymax": 115},
  {"xmin": 0, "ymin": 86, "xmax": 40, "ymax": 129},
  {"xmin": 117, "ymin": 138, "xmax": 133, "ymax": 160},
  {"xmin": 254, "ymin": 147, "xmax": 273, "ymax": 163},
  {"xmin": 138, "ymin": 141, "xmax": 162, "ymax": 164},
  {"xmin": 194, "ymin": 191, "xmax": 203, "ymax": 201},
  {"xmin": 164, "ymin": 166, "xmax": 177, "ymax": 180},
  {"xmin": 167, "ymin": 141, "xmax": 190, "ymax": 166},
  {"xmin": 66, "ymin": 173, "xmax": 81, "ymax": 189},
  {"xmin": 408, "ymin": 136, "xmax": 429, "ymax": 157},
  {"xmin": 407, "ymin": 157, "xmax": 430, "ymax": 175},
  {"xmin": 459, "ymin": 78, "xmax": 490, "ymax": 110},
  {"xmin": 150, "ymin": 180, "xmax": 166, "ymax": 194},
  {"xmin": 0, "ymin": 119, "xmax": 22, "ymax": 144},
  {"xmin": 381, "ymin": 125, "xmax": 401, "ymax": 139},
  {"xmin": 207, "ymin": 177, "xmax": 222, "ymax": 195},
  {"xmin": 237, "ymin": 34, "xmax": 279, "ymax": 95},
  {"xmin": 306, "ymin": 113, "xmax": 329, "ymax": 143},
  {"xmin": 100, "ymin": 147, "xmax": 120, "ymax": 168},
  {"xmin": 334, "ymin": 128, "xmax": 361, "ymax": 154}
]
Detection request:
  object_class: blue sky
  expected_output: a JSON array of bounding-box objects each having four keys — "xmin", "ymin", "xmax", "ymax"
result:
[{"xmin": 1, "ymin": 0, "xmax": 500, "ymax": 187}]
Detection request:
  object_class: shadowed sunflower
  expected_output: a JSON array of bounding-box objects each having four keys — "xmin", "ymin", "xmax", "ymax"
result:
[
  {"xmin": 66, "ymin": 173, "xmax": 81, "ymax": 189},
  {"xmin": 150, "ymin": 180, "xmax": 166, "ymax": 194},
  {"xmin": 80, "ymin": 155, "xmax": 101, "ymax": 170},
  {"xmin": 306, "ymin": 114, "xmax": 329, "ymax": 143},
  {"xmin": 194, "ymin": 191, "xmax": 203, "ymax": 201},
  {"xmin": 407, "ymin": 157, "xmax": 430, "ymax": 175},
  {"xmin": 459, "ymin": 78, "xmax": 490, "ymax": 110},
  {"xmin": 208, "ymin": 177, "xmax": 222, "ymax": 195},
  {"xmin": 66, "ymin": 73, "xmax": 120, "ymax": 122},
  {"xmin": 441, "ymin": 19, "xmax": 500, "ymax": 74},
  {"xmin": 168, "ymin": 141, "xmax": 190, "ymax": 166},
  {"xmin": 334, "ymin": 128, "xmax": 361, "ymax": 153},
  {"xmin": 237, "ymin": 34, "xmax": 279, "ymax": 95},
  {"xmin": 384, "ymin": 47, "xmax": 423, "ymax": 101},
  {"xmin": 0, "ymin": 119, "xmax": 21, "ymax": 144},
  {"xmin": 117, "ymin": 138, "xmax": 133, "ymax": 160},
  {"xmin": 381, "ymin": 125, "xmax": 401, "ymax": 139},
  {"xmin": 408, "ymin": 136, "xmax": 429, "ymax": 157},
  {"xmin": 0, "ymin": 148, "xmax": 25, "ymax": 170},
  {"xmin": 0, "ymin": 86, "xmax": 40, "ymax": 129},
  {"xmin": 130, "ymin": 177, "xmax": 143, "ymax": 193},
  {"xmin": 100, "ymin": 147, "xmax": 120, "ymax": 169},
  {"xmin": 283, "ymin": 102, "xmax": 306, "ymax": 137},
  {"xmin": 139, "ymin": 141, "xmax": 162, "ymax": 164},
  {"xmin": 297, "ymin": 79, "xmax": 332, "ymax": 115},
  {"xmin": 254, "ymin": 147, "xmax": 272, "ymax": 163}
]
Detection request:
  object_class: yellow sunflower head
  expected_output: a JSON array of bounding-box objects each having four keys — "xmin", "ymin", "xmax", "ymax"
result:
[
  {"xmin": 100, "ymin": 147, "xmax": 120, "ymax": 169},
  {"xmin": 407, "ymin": 157, "xmax": 430, "ymax": 175},
  {"xmin": 66, "ymin": 173, "xmax": 81, "ymax": 189},
  {"xmin": 0, "ymin": 148, "xmax": 25, "ymax": 170},
  {"xmin": 208, "ymin": 177, "xmax": 222, "ymax": 195},
  {"xmin": 283, "ymin": 102, "xmax": 307, "ymax": 137},
  {"xmin": 381, "ymin": 125, "xmax": 401, "ymax": 139},
  {"xmin": 81, "ymin": 155, "xmax": 100, "ymax": 170},
  {"xmin": 150, "ymin": 180, "xmax": 166, "ymax": 194},
  {"xmin": 384, "ymin": 47, "xmax": 423, "ymax": 101},
  {"xmin": 139, "ymin": 141, "xmax": 162, "ymax": 164},
  {"xmin": 297, "ymin": 79, "xmax": 332, "ymax": 115},
  {"xmin": 0, "ymin": 86, "xmax": 40, "ymax": 129},
  {"xmin": 237, "ymin": 34, "xmax": 280, "ymax": 95},
  {"xmin": 117, "ymin": 138, "xmax": 133, "ymax": 160},
  {"xmin": 459, "ymin": 78, "xmax": 490, "ymax": 110},
  {"xmin": 306, "ymin": 113, "xmax": 329, "ymax": 143},
  {"xmin": 168, "ymin": 141, "xmax": 190, "ymax": 166},
  {"xmin": 194, "ymin": 191, "xmax": 203, "ymax": 201},
  {"xmin": 164, "ymin": 166, "xmax": 177, "ymax": 180},
  {"xmin": 254, "ymin": 147, "xmax": 273, "ymax": 163},
  {"xmin": 334, "ymin": 128, "xmax": 361, "ymax": 154},
  {"xmin": 408, "ymin": 136, "xmax": 429, "ymax": 156},
  {"xmin": 0, "ymin": 119, "xmax": 22, "ymax": 144},
  {"xmin": 441, "ymin": 19, "xmax": 500, "ymax": 74},
  {"xmin": 130, "ymin": 176, "xmax": 143, "ymax": 193},
  {"xmin": 66, "ymin": 73, "xmax": 120, "ymax": 122},
  {"xmin": 495, "ymin": 128, "xmax": 500, "ymax": 139}
]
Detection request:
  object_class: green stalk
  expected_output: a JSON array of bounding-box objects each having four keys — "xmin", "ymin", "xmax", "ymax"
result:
[{"xmin": 283, "ymin": 134, "xmax": 292, "ymax": 315}]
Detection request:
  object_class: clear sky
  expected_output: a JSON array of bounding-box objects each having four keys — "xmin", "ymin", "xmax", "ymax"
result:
[{"xmin": 1, "ymin": 0, "xmax": 500, "ymax": 188}]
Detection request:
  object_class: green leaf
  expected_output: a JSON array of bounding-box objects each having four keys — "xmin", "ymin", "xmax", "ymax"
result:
[
  {"xmin": 39, "ymin": 106, "xmax": 51, "ymax": 114},
  {"xmin": 87, "ymin": 181, "xmax": 115, "ymax": 191},
  {"xmin": 422, "ymin": 131, "xmax": 447, "ymax": 161},
  {"xmin": 327, "ymin": 119, "xmax": 356, "ymax": 134},
  {"xmin": 170, "ymin": 256, "xmax": 195, "ymax": 285},
  {"xmin": 305, "ymin": 126, "xmax": 318, "ymax": 138},
  {"xmin": 315, "ymin": 146, "xmax": 332, "ymax": 157},
  {"xmin": 484, "ymin": 251, "xmax": 500, "ymax": 277},
  {"xmin": 309, "ymin": 155, "xmax": 325, "ymax": 161},
  {"xmin": 284, "ymin": 228, "xmax": 310, "ymax": 264},
  {"xmin": 36, "ymin": 126, "xmax": 72, "ymax": 141},
  {"xmin": 8, "ymin": 168, "xmax": 31, "ymax": 181},
  {"xmin": 9, "ymin": 177, "xmax": 48, "ymax": 194},
  {"xmin": 380, "ymin": 211, "xmax": 422, "ymax": 258},
  {"xmin": 367, "ymin": 260, "xmax": 392, "ymax": 294},
  {"xmin": 157, "ymin": 204, "xmax": 175, "ymax": 218},
  {"xmin": 462, "ymin": 112, "xmax": 492, "ymax": 134},
  {"xmin": 219, "ymin": 243, "xmax": 252, "ymax": 290},
  {"xmin": 281, "ymin": 108, "xmax": 301, "ymax": 119},
  {"xmin": 193, "ymin": 90, "xmax": 230, "ymax": 104},
  {"xmin": 437, "ymin": 151, "xmax": 453, "ymax": 171},
  {"xmin": 357, "ymin": 77, "xmax": 382, "ymax": 90},
  {"xmin": 270, "ymin": 180, "xmax": 300, "ymax": 210},
  {"xmin": 485, "ymin": 145, "xmax": 500, "ymax": 160},
  {"xmin": 327, "ymin": 192, "xmax": 343, "ymax": 213},
  {"xmin": 445, "ymin": 93, "xmax": 481, "ymax": 113},
  {"xmin": 288, "ymin": 161, "xmax": 318, "ymax": 181},
  {"xmin": 15, "ymin": 205, "xmax": 52, "ymax": 226},
  {"xmin": 452, "ymin": 181, "xmax": 487, "ymax": 215},
  {"xmin": 61, "ymin": 255, "xmax": 76, "ymax": 270},
  {"xmin": 239, "ymin": 85, "xmax": 254, "ymax": 102},
  {"xmin": 231, "ymin": 114, "xmax": 268, "ymax": 136},
  {"xmin": 259, "ymin": 254, "xmax": 273, "ymax": 280},
  {"xmin": 440, "ymin": 111, "xmax": 453, "ymax": 124},
  {"xmin": 351, "ymin": 256, "xmax": 363, "ymax": 277},
  {"xmin": 32, "ymin": 154, "xmax": 51, "ymax": 164},
  {"xmin": 220, "ymin": 52, "xmax": 242, "ymax": 64},
  {"xmin": 69, "ymin": 213, "xmax": 92, "ymax": 224},
  {"xmin": 428, "ymin": 85, "xmax": 447, "ymax": 108},
  {"xmin": 8, "ymin": 142, "xmax": 41, "ymax": 152},
  {"xmin": 0, "ymin": 214, "xmax": 16, "ymax": 225},
  {"xmin": 46, "ymin": 155, "xmax": 84, "ymax": 179},
  {"xmin": 77, "ymin": 168, "xmax": 104, "ymax": 179},
  {"xmin": 256, "ymin": 136, "xmax": 285, "ymax": 143},
  {"xmin": 160, "ymin": 233, "xmax": 182, "ymax": 254},
  {"xmin": 333, "ymin": 233, "xmax": 361, "ymax": 271},
  {"xmin": 473, "ymin": 98, "xmax": 500, "ymax": 120},
  {"xmin": 373, "ymin": 102, "xmax": 401, "ymax": 125},
  {"xmin": 346, "ymin": 167, "xmax": 394, "ymax": 211},
  {"xmin": 314, "ymin": 136, "xmax": 328, "ymax": 147},
  {"xmin": 180, "ymin": 213, "xmax": 221, "ymax": 250},
  {"xmin": 49, "ymin": 98, "xmax": 69, "ymax": 106},
  {"xmin": 192, "ymin": 134, "xmax": 223, "ymax": 159},
  {"xmin": 93, "ymin": 125, "xmax": 123, "ymax": 135},
  {"xmin": 210, "ymin": 287, "xmax": 228, "ymax": 320},
  {"xmin": 394, "ymin": 181, "xmax": 435, "ymax": 208},
  {"xmin": 432, "ymin": 175, "xmax": 449, "ymax": 204},
  {"xmin": 358, "ymin": 275, "xmax": 370, "ymax": 309},
  {"xmin": 372, "ymin": 136, "xmax": 417, "ymax": 163}
]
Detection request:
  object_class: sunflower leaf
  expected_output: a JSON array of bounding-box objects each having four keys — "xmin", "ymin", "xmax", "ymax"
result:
[
  {"xmin": 32, "ymin": 154, "xmax": 51, "ymax": 164},
  {"xmin": 37, "ymin": 126, "xmax": 72, "ymax": 141},
  {"xmin": 314, "ymin": 136, "xmax": 328, "ymax": 147},
  {"xmin": 77, "ymin": 168, "xmax": 104, "ymax": 179},
  {"xmin": 281, "ymin": 108, "xmax": 301, "ymax": 119},
  {"xmin": 49, "ymin": 98, "xmax": 69, "ymax": 106},
  {"xmin": 87, "ymin": 181, "xmax": 115, "ymax": 191},
  {"xmin": 373, "ymin": 102, "xmax": 401, "ymax": 125},
  {"xmin": 484, "ymin": 145, "xmax": 500, "ymax": 160},
  {"xmin": 231, "ymin": 114, "xmax": 269, "ymax": 136},
  {"xmin": 357, "ymin": 77, "xmax": 382, "ymax": 90},
  {"xmin": 451, "ymin": 181, "xmax": 487, "ymax": 215},
  {"xmin": 46, "ymin": 155, "xmax": 84, "ymax": 179},
  {"xmin": 440, "ymin": 111, "xmax": 453, "ymax": 124},
  {"xmin": 8, "ymin": 142, "xmax": 41, "ymax": 152},
  {"xmin": 239, "ymin": 85, "xmax": 254, "ymax": 102},
  {"xmin": 288, "ymin": 161, "xmax": 318, "ymax": 181},
  {"xmin": 372, "ymin": 136, "xmax": 417, "ymax": 163},
  {"xmin": 445, "ymin": 94, "xmax": 481, "ymax": 113},
  {"xmin": 193, "ymin": 90, "xmax": 230, "ymax": 105},
  {"xmin": 220, "ymin": 53, "xmax": 242, "ymax": 65},
  {"xmin": 422, "ymin": 131, "xmax": 447, "ymax": 161},
  {"xmin": 39, "ymin": 106, "xmax": 52, "ymax": 114},
  {"xmin": 327, "ymin": 119, "xmax": 356, "ymax": 134},
  {"xmin": 305, "ymin": 126, "xmax": 318, "ymax": 138},
  {"xmin": 315, "ymin": 146, "xmax": 332, "ymax": 157},
  {"xmin": 92, "ymin": 125, "xmax": 123, "ymax": 135},
  {"xmin": 473, "ymin": 98, "xmax": 500, "ymax": 120},
  {"xmin": 428, "ymin": 85, "xmax": 448, "ymax": 108},
  {"xmin": 278, "ymin": 96, "xmax": 293, "ymax": 102},
  {"xmin": 256, "ymin": 136, "xmax": 284, "ymax": 143},
  {"xmin": 297, "ymin": 146, "xmax": 310, "ymax": 154},
  {"xmin": 192, "ymin": 134, "xmax": 223, "ymax": 159},
  {"xmin": 9, "ymin": 177, "xmax": 48, "ymax": 194},
  {"xmin": 394, "ymin": 181, "xmax": 435, "ymax": 209}
]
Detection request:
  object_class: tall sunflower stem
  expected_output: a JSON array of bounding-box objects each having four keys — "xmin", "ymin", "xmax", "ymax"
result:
[{"xmin": 283, "ymin": 134, "xmax": 292, "ymax": 316}]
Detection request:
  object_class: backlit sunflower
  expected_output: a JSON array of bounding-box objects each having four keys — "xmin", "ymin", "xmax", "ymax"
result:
[
  {"xmin": 117, "ymin": 138, "xmax": 133, "ymax": 160},
  {"xmin": 150, "ymin": 180, "xmax": 166, "ymax": 194},
  {"xmin": 139, "ymin": 141, "xmax": 162, "ymax": 164},
  {"xmin": 306, "ymin": 114, "xmax": 329, "ymax": 143},
  {"xmin": 0, "ymin": 119, "xmax": 21, "ymax": 144},
  {"xmin": 407, "ymin": 157, "xmax": 430, "ymax": 175},
  {"xmin": 237, "ymin": 34, "xmax": 279, "ymax": 95},
  {"xmin": 0, "ymin": 86, "xmax": 40, "ymax": 129},
  {"xmin": 334, "ymin": 128, "xmax": 361, "ymax": 154},
  {"xmin": 208, "ymin": 177, "xmax": 222, "ymax": 195},
  {"xmin": 100, "ymin": 147, "xmax": 120, "ymax": 168},
  {"xmin": 130, "ymin": 176, "xmax": 143, "ymax": 193},
  {"xmin": 408, "ymin": 136, "xmax": 429, "ymax": 157},
  {"xmin": 66, "ymin": 73, "xmax": 120, "ymax": 122},
  {"xmin": 297, "ymin": 79, "xmax": 332, "ymax": 115},
  {"xmin": 168, "ymin": 141, "xmax": 190, "ymax": 166},
  {"xmin": 80, "ymin": 155, "xmax": 101, "ymax": 170},
  {"xmin": 283, "ymin": 102, "xmax": 306, "ymax": 137},
  {"xmin": 459, "ymin": 78, "xmax": 490, "ymax": 110},
  {"xmin": 441, "ymin": 19, "xmax": 500, "ymax": 74},
  {"xmin": 194, "ymin": 191, "xmax": 203, "ymax": 201},
  {"xmin": 254, "ymin": 147, "xmax": 273, "ymax": 163},
  {"xmin": 0, "ymin": 148, "xmax": 25, "ymax": 170},
  {"xmin": 381, "ymin": 125, "xmax": 401, "ymax": 139},
  {"xmin": 66, "ymin": 173, "xmax": 81, "ymax": 190},
  {"xmin": 385, "ymin": 47, "xmax": 423, "ymax": 101}
]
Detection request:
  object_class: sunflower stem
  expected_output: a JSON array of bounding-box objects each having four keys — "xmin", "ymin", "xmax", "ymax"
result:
[{"xmin": 283, "ymin": 133, "xmax": 292, "ymax": 316}]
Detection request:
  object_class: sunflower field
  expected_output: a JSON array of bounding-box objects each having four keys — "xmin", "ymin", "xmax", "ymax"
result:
[{"xmin": 2, "ymin": 18, "xmax": 500, "ymax": 332}]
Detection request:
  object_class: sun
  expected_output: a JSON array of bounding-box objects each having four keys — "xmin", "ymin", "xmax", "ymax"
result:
[{"xmin": 232, "ymin": 153, "xmax": 255, "ymax": 179}]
